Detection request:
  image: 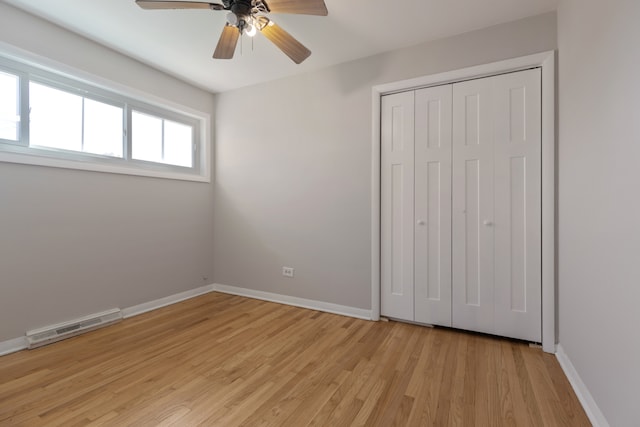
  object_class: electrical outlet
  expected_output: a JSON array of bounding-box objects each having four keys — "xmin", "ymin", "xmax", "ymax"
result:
[{"xmin": 282, "ymin": 267, "xmax": 294, "ymax": 278}]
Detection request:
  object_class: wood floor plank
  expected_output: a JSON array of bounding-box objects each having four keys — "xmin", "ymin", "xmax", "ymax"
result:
[
  {"xmin": 406, "ymin": 328, "xmax": 449, "ymax": 425},
  {"xmin": 350, "ymin": 378, "xmax": 386, "ymax": 426},
  {"xmin": 542, "ymin": 350, "xmax": 591, "ymax": 425},
  {"xmin": 447, "ymin": 332, "xmax": 468, "ymax": 426},
  {"xmin": 0, "ymin": 292, "xmax": 591, "ymax": 426},
  {"xmin": 304, "ymin": 359, "xmax": 369, "ymax": 426},
  {"xmin": 503, "ymin": 340, "xmax": 535, "ymax": 427}
]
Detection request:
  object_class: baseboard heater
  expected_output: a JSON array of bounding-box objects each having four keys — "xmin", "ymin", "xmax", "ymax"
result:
[{"xmin": 25, "ymin": 308, "xmax": 122, "ymax": 349}]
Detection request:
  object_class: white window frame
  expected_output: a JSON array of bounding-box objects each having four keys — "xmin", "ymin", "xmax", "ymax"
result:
[{"xmin": 0, "ymin": 48, "xmax": 210, "ymax": 182}]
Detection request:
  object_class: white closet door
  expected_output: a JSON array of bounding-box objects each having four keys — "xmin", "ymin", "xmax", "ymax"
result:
[
  {"xmin": 492, "ymin": 69, "xmax": 542, "ymax": 342},
  {"xmin": 452, "ymin": 69, "xmax": 542, "ymax": 341},
  {"xmin": 381, "ymin": 91, "xmax": 415, "ymax": 320},
  {"xmin": 452, "ymin": 77, "xmax": 495, "ymax": 335},
  {"xmin": 414, "ymin": 85, "xmax": 452, "ymax": 326}
]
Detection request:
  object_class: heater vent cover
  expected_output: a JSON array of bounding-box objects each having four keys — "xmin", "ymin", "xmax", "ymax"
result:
[{"xmin": 26, "ymin": 308, "xmax": 122, "ymax": 349}]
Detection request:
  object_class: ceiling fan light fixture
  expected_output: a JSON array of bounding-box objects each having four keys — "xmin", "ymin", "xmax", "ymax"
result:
[
  {"xmin": 226, "ymin": 11, "xmax": 238, "ymax": 25},
  {"xmin": 245, "ymin": 23, "xmax": 257, "ymax": 37},
  {"xmin": 255, "ymin": 15, "xmax": 270, "ymax": 31}
]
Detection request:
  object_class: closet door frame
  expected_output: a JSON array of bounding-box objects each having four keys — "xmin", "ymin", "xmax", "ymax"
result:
[{"xmin": 371, "ymin": 51, "xmax": 556, "ymax": 353}]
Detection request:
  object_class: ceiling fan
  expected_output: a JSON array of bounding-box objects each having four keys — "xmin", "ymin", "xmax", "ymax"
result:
[{"xmin": 135, "ymin": 0, "xmax": 328, "ymax": 64}]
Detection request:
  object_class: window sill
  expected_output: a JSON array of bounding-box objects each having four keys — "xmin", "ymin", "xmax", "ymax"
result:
[{"xmin": 0, "ymin": 149, "xmax": 211, "ymax": 183}]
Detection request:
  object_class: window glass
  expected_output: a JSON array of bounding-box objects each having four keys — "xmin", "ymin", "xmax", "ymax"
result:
[
  {"xmin": 0, "ymin": 71, "xmax": 20, "ymax": 141},
  {"xmin": 132, "ymin": 110, "xmax": 193, "ymax": 167},
  {"xmin": 29, "ymin": 82, "xmax": 82, "ymax": 151},
  {"xmin": 164, "ymin": 120, "xmax": 193, "ymax": 168},
  {"xmin": 83, "ymin": 98, "xmax": 123, "ymax": 158},
  {"xmin": 30, "ymin": 82, "xmax": 124, "ymax": 157},
  {"xmin": 132, "ymin": 110, "xmax": 162, "ymax": 163}
]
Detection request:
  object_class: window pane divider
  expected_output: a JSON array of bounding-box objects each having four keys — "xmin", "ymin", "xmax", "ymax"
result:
[
  {"xmin": 124, "ymin": 104, "xmax": 131, "ymax": 161},
  {"xmin": 19, "ymin": 70, "xmax": 30, "ymax": 146},
  {"xmin": 161, "ymin": 118, "xmax": 165, "ymax": 161},
  {"xmin": 80, "ymin": 97, "xmax": 85, "ymax": 152}
]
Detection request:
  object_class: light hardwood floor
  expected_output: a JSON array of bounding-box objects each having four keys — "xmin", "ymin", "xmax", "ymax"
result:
[{"xmin": 0, "ymin": 292, "xmax": 589, "ymax": 426}]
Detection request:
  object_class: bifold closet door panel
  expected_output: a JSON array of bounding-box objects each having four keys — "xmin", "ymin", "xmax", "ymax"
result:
[
  {"xmin": 492, "ymin": 68, "xmax": 542, "ymax": 342},
  {"xmin": 452, "ymin": 77, "xmax": 496, "ymax": 335},
  {"xmin": 414, "ymin": 85, "xmax": 453, "ymax": 326},
  {"xmin": 381, "ymin": 68, "xmax": 542, "ymax": 340},
  {"xmin": 381, "ymin": 91, "xmax": 415, "ymax": 320}
]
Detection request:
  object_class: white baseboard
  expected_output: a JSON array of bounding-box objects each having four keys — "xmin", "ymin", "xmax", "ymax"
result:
[
  {"xmin": 556, "ymin": 344, "xmax": 610, "ymax": 427},
  {"xmin": 121, "ymin": 284, "xmax": 215, "ymax": 319},
  {"xmin": 0, "ymin": 284, "xmax": 216, "ymax": 357},
  {"xmin": 0, "ymin": 336, "xmax": 28, "ymax": 357},
  {"xmin": 212, "ymin": 283, "xmax": 373, "ymax": 320}
]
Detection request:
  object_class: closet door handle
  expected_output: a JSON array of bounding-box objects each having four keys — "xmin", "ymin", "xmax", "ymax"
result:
[
  {"xmin": 483, "ymin": 220, "xmax": 493, "ymax": 226},
  {"xmin": 417, "ymin": 220, "xmax": 426, "ymax": 226}
]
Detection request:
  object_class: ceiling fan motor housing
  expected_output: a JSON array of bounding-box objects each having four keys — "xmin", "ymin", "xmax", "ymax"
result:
[{"xmin": 230, "ymin": 0, "xmax": 252, "ymax": 17}]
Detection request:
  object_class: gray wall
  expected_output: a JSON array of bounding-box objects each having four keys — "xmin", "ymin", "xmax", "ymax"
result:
[
  {"xmin": 558, "ymin": 1, "xmax": 640, "ymax": 425},
  {"xmin": 213, "ymin": 12, "xmax": 557, "ymax": 310},
  {"xmin": 0, "ymin": 4, "xmax": 215, "ymax": 342}
]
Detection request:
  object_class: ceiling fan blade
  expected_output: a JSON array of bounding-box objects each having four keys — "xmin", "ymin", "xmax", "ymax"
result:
[
  {"xmin": 260, "ymin": 21, "xmax": 311, "ymax": 64},
  {"xmin": 213, "ymin": 24, "xmax": 240, "ymax": 59},
  {"xmin": 135, "ymin": 1, "xmax": 222, "ymax": 10},
  {"xmin": 263, "ymin": 0, "xmax": 328, "ymax": 16}
]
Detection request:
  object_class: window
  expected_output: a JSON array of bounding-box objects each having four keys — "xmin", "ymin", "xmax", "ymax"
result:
[
  {"xmin": 30, "ymin": 82, "xmax": 124, "ymax": 157},
  {"xmin": 0, "ymin": 54, "xmax": 209, "ymax": 182},
  {"xmin": 132, "ymin": 110, "xmax": 193, "ymax": 168}
]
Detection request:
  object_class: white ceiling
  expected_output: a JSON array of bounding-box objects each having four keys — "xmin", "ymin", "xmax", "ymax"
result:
[{"xmin": 4, "ymin": 0, "xmax": 559, "ymax": 93}]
